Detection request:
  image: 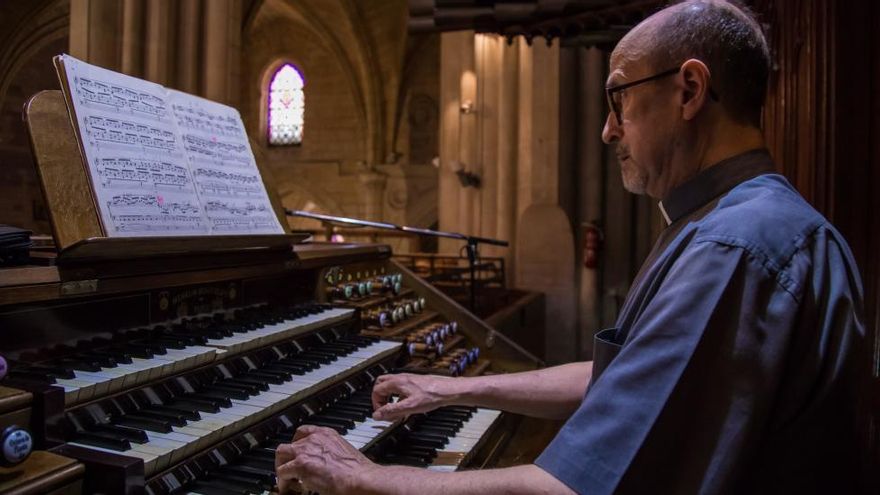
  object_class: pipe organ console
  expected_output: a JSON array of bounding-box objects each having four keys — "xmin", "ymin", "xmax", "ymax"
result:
[{"xmin": 0, "ymin": 241, "xmax": 543, "ymax": 494}]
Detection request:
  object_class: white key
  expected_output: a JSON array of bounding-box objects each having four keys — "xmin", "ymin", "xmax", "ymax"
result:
[
  {"xmin": 69, "ymin": 339, "xmax": 401, "ymax": 477},
  {"xmin": 427, "ymin": 408, "xmax": 503, "ymax": 471},
  {"xmin": 204, "ymin": 308, "xmax": 355, "ymax": 354}
]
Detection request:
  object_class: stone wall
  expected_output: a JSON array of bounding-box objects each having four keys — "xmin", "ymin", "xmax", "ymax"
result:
[
  {"xmin": 0, "ymin": 0, "xmax": 68, "ymax": 235},
  {"xmin": 0, "ymin": 0, "xmax": 440, "ymax": 248}
]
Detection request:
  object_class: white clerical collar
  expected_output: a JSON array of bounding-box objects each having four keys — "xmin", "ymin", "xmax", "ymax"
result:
[{"xmin": 658, "ymin": 201, "xmax": 672, "ymax": 226}]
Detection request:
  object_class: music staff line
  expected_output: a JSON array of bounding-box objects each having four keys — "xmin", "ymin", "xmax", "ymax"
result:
[
  {"xmin": 98, "ymin": 158, "xmax": 193, "ymax": 190},
  {"xmin": 75, "ymin": 76, "xmax": 167, "ymax": 120}
]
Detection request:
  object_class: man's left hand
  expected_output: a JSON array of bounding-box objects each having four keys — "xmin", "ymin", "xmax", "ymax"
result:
[{"xmin": 275, "ymin": 425, "xmax": 378, "ymax": 494}]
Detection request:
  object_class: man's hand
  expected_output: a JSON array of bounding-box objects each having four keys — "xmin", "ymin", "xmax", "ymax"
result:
[
  {"xmin": 371, "ymin": 373, "xmax": 456, "ymax": 421},
  {"xmin": 275, "ymin": 425, "xmax": 378, "ymax": 495}
]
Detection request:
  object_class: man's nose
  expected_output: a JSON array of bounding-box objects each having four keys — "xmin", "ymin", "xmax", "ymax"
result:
[{"xmin": 602, "ymin": 112, "xmax": 621, "ymax": 144}]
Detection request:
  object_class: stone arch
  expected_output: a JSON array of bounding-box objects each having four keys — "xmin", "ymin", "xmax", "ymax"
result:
[{"xmin": 0, "ymin": 0, "xmax": 69, "ymax": 110}]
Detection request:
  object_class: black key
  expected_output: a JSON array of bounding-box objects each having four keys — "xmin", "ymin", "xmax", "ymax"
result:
[
  {"xmin": 206, "ymin": 471, "xmax": 264, "ymax": 490},
  {"xmin": 57, "ymin": 358, "xmax": 101, "ymax": 372},
  {"xmin": 173, "ymin": 398, "xmax": 222, "ymax": 413},
  {"xmin": 73, "ymin": 430, "xmax": 131, "ymax": 451},
  {"xmin": 247, "ymin": 371, "xmax": 290, "ymax": 383},
  {"xmin": 114, "ymin": 415, "xmax": 172, "ymax": 433},
  {"xmin": 90, "ymin": 423, "xmax": 148, "ymax": 443},
  {"xmin": 226, "ymin": 377, "xmax": 269, "ymax": 391},
  {"xmin": 408, "ymin": 437, "xmax": 446, "ymax": 450},
  {"xmin": 331, "ymin": 406, "xmax": 368, "ymax": 421},
  {"xmin": 77, "ymin": 352, "xmax": 117, "ymax": 368},
  {"xmin": 238, "ymin": 456, "xmax": 275, "ymax": 471},
  {"xmin": 187, "ymin": 481, "xmax": 245, "ymax": 495},
  {"xmin": 408, "ymin": 432, "xmax": 449, "ymax": 445},
  {"xmin": 171, "ymin": 332, "xmax": 209, "ymax": 345},
  {"xmin": 189, "ymin": 391, "xmax": 235, "ymax": 406},
  {"xmin": 135, "ymin": 341, "xmax": 167, "ymax": 355},
  {"xmin": 265, "ymin": 363, "xmax": 307, "ymax": 375},
  {"xmin": 302, "ymin": 419, "xmax": 347, "ymax": 434},
  {"xmin": 149, "ymin": 404, "xmax": 201, "ymax": 421},
  {"xmin": 119, "ymin": 345, "xmax": 154, "ymax": 359},
  {"xmin": 218, "ymin": 464, "xmax": 274, "ymax": 483},
  {"xmin": 421, "ymin": 418, "xmax": 463, "ymax": 429},
  {"xmin": 314, "ymin": 414, "xmax": 356, "ymax": 429},
  {"xmin": 134, "ymin": 410, "xmax": 187, "ymax": 427},
  {"xmin": 210, "ymin": 383, "xmax": 258, "ymax": 398},
  {"xmin": 400, "ymin": 446, "xmax": 437, "ymax": 459},
  {"xmin": 91, "ymin": 349, "xmax": 133, "ymax": 364}
]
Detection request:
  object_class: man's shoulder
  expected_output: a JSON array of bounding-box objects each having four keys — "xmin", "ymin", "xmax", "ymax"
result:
[{"xmin": 693, "ymin": 174, "xmax": 827, "ymax": 267}]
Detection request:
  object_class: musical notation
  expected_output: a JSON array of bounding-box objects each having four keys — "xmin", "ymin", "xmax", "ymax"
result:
[
  {"xmin": 108, "ymin": 193, "xmax": 201, "ymax": 215},
  {"xmin": 174, "ymin": 104, "xmax": 242, "ymax": 137},
  {"xmin": 61, "ymin": 54, "xmax": 284, "ymax": 237},
  {"xmin": 75, "ymin": 76, "xmax": 167, "ymax": 119},
  {"xmin": 204, "ymin": 201, "xmax": 269, "ymax": 217},
  {"xmin": 212, "ymin": 217, "xmax": 280, "ymax": 231},
  {"xmin": 85, "ymin": 116, "xmax": 177, "ymax": 151},
  {"xmin": 193, "ymin": 168, "xmax": 258, "ymax": 183},
  {"xmin": 182, "ymin": 134, "xmax": 248, "ymax": 160},
  {"xmin": 105, "ymin": 193, "xmax": 208, "ymax": 233},
  {"xmin": 97, "ymin": 158, "xmax": 192, "ymax": 190},
  {"xmin": 112, "ymin": 214, "xmax": 209, "ymax": 233}
]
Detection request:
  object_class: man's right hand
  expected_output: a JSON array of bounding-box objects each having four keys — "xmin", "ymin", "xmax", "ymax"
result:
[{"xmin": 371, "ymin": 373, "xmax": 458, "ymax": 421}]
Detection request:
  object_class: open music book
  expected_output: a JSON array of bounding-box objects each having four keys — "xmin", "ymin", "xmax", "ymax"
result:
[{"xmin": 54, "ymin": 54, "xmax": 284, "ymax": 237}]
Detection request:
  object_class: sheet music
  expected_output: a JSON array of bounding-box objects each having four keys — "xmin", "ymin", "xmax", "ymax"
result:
[
  {"xmin": 60, "ymin": 54, "xmax": 284, "ymax": 237},
  {"xmin": 170, "ymin": 90, "xmax": 283, "ymax": 234}
]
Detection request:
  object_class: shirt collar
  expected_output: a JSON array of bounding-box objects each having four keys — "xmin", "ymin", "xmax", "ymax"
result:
[{"xmin": 658, "ymin": 148, "xmax": 776, "ymax": 226}]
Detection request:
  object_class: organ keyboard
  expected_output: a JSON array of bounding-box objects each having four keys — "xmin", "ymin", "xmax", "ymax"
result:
[{"xmin": 0, "ymin": 241, "xmax": 544, "ymax": 494}]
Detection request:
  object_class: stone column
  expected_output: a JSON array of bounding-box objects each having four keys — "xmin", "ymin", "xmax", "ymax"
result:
[
  {"xmin": 577, "ymin": 47, "xmax": 606, "ymax": 359},
  {"xmin": 203, "ymin": 0, "xmax": 241, "ymax": 106},
  {"xmin": 176, "ymin": 0, "xmax": 202, "ymax": 94},
  {"xmin": 120, "ymin": 0, "xmax": 145, "ymax": 77},
  {"xmin": 70, "ymin": 0, "xmax": 123, "ymax": 70},
  {"xmin": 438, "ymin": 31, "xmax": 473, "ymax": 253},
  {"xmin": 495, "ymin": 39, "xmax": 519, "ymax": 285},
  {"xmin": 475, "ymin": 34, "xmax": 501, "ymax": 257},
  {"xmin": 144, "ymin": 0, "xmax": 174, "ymax": 86},
  {"xmin": 512, "ymin": 40, "xmax": 577, "ymax": 364}
]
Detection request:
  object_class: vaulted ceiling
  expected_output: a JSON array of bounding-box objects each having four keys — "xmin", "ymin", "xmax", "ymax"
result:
[{"xmin": 408, "ymin": 0, "xmax": 664, "ymax": 46}]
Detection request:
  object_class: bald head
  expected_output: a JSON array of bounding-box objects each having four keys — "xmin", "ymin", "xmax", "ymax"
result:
[{"xmin": 613, "ymin": 0, "xmax": 770, "ymax": 126}]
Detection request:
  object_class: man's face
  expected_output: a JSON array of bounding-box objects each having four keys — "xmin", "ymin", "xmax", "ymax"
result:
[{"xmin": 602, "ymin": 54, "xmax": 680, "ymax": 198}]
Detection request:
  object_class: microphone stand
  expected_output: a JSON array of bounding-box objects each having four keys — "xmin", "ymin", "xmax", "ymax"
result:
[{"xmin": 285, "ymin": 209, "xmax": 508, "ymax": 313}]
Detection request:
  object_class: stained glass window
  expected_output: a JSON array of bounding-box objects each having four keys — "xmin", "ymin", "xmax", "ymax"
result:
[{"xmin": 268, "ymin": 63, "xmax": 304, "ymax": 145}]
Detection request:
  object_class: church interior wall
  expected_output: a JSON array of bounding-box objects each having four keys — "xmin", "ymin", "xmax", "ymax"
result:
[
  {"xmin": 0, "ymin": 0, "xmax": 440, "ymax": 257},
  {"xmin": 241, "ymin": 0, "xmax": 439, "ymax": 252},
  {"xmin": 0, "ymin": 0, "xmax": 69, "ymax": 236}
]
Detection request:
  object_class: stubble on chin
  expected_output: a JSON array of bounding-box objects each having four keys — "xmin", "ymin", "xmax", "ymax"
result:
[{"xmin": 620, "ymin": 160, "xmax": 647, "ymax": 195}]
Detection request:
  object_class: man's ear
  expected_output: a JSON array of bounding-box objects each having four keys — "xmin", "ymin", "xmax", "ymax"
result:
[{"xmin": 679, "ymin": 58, "xmax": 712, "ymax": 121}]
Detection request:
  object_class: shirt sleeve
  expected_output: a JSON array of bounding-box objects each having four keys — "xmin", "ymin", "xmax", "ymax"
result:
[{"xmin": 535, "ymin": 239, "xmax": 803, "ymax": 495}]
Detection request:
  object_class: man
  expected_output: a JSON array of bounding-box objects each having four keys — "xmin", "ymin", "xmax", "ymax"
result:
[{"xmin": 276, "ymin": 1, "xmax": 865, "ymax": 493}]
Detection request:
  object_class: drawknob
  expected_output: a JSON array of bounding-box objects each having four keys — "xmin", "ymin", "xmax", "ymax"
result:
[{"xmin": 1, "ymin": 425, "xmax": 33, "ymax": 467}]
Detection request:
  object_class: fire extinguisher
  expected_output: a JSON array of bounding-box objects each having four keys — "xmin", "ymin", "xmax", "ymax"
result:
[{"xmin": 582, "ymin": 222, "xmax": 604, "ymax": 269}]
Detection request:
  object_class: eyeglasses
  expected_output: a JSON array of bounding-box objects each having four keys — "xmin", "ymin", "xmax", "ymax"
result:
[{"xmin": 605, "ymin": 67, "xmax": 720, "ymax": 125}]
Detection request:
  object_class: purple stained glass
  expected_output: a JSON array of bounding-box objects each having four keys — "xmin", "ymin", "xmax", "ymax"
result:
[{"xmin": 268, "ymin": 64, "xmax": 304, "ymax": 145}]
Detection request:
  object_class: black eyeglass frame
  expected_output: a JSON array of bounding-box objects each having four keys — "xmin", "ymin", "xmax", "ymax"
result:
[{"xmin": 605, "ymin": 67, "xmax": 720, "ymax": 125}]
